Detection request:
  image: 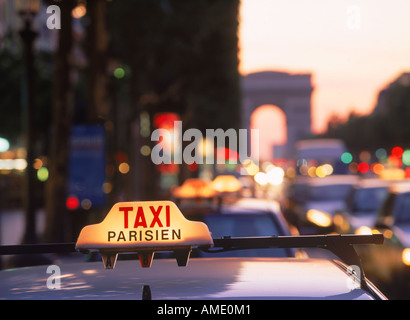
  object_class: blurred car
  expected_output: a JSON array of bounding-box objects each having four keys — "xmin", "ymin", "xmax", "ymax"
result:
[
  {"xmin": 0, "ymin": 200, "xmax": 386, "ymax": 300},
  {"xmin": 285, "ymin": 175, "xmax": 358, "ymax": 234},
  {"xmin": 334, "ymin": 178, "xmax": 390, "ymax": 234},
  {"xmin": 187, "ymin": 197, "xmax": 300, "ymax": 258},
  {"xmin": 171, "ymin": 175, "xmax": 243, "ymax": 207},
  {"xmin": 171, "ymin": 176, "xmax": 299, "ymax": 257},
  {"xmin": 172, "ymin": 178, "xmax": 217, "ymax": 200},
  {"xmin": 358, "ymin": 182, "xmax": 410, "ymax": 299}
]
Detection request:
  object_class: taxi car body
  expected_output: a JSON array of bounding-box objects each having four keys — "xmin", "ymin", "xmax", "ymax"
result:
[
  {"xmin": 0, "ymin": 254, "xmax": 385, "ymax": 300},
  {"xmin": 0, "ymin": 200, "xmax": 386, "ymax": 300}
]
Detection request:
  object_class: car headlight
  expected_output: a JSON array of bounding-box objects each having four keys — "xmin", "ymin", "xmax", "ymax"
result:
[
  {"xmin": 402, "ymin": 248, "xmax": 410, "ymax": 266},
  {"xmin": 306, "ymin": 209, "xmax": 332, "ymax": 228},
  {"xmin": 355, "ymin": 226, "xmax": 373, "ymax": 235}
]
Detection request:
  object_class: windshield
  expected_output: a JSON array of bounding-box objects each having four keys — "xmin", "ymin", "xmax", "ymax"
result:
[
  {"xmin": 351, "ymin": 187, "xmax": 388, "ymax": 214},
  {"xmin": 191, "ymin": 213, "xmax": 291, "ymax": 258},
  {"xmin": 308, "ymin": 184, "xmax": 353, "ymax": 201},
  {"xmin": 394, "ymin": 193, "xmax": 410, "ymax": 225},
  {"xmin": 204, "ymin": 214, "xmax": 281, "ymax": 238}
]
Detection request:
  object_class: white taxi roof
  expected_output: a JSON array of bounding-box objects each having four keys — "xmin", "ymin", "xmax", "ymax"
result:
[{"xmin": 0, "ymin": 257, "xmax": 382, "ymax": 300}]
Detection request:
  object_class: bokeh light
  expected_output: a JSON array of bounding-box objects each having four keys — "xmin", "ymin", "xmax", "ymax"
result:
[{"xmin": 341, "ymin": 152, "xmax": 353, "ymax": 164}]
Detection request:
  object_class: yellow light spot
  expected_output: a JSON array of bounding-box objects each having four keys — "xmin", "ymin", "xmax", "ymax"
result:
[
  {"xmin": 33, "ymin": 158, "xmax": 43, "ymax": 170},
  {"xmin": 72, "ymin": 4, "xmax": 86, "ymax": 19},
  {"xmin": 315, "ymin": 166, "xmax": 327, "ymax": 178},
  {"xmin": 81, "ymin": 199, "xmax": 92, "ymax": 210},
  {"xmin": 140, "ymin": 145, "xmax": 151, "ymax": 156},
  {"xmin": 383, "ymin": 229, "xmax": 393, "ymax": 239},
  {"xmin": 82, "ymin": 269, "xmax": 98, "ymax": 275},
  {"xmin": 212, "ymin": 175, "xmax": 243, "ymax": 193},
  {"xmin": 254, "ymin": 172, "xmax": 268, "ymax": 185},
  {"xmin": 308, "ymin": 166, "xmax": 317, "ymax": 178},
  {"xmin": 355, "ymin": 226, "xmax": 373, "ymax": 235},
  {"xmin": 402, "ymin": 248, "xmax": 410, "ymax": 266},
  {"xmin": 119, "ymin": 162, "xmax": 130, "ymax": 174},
  {"xmin": 102, "ymin": 182, "xmax": 113, "ymax": 194},
  {"xmin": 306, "ymin": 209, "xmax": 332, "ymax": 227}
]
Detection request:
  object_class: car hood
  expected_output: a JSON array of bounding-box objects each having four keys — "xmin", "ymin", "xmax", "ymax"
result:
[{"xmin": 0, "ymin": 256, "xmax": 379, "ymax": 300}]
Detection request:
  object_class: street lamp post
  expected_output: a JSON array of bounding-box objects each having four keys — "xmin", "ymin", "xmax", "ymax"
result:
[{"xmin": 16, "ymin": 0, "xmax": 40, "ymax": 244}]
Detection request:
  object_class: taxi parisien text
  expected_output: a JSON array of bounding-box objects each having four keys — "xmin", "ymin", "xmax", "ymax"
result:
[{"xmin": 107, "ymin": 205, "xmax": 182, "ymax": 242}]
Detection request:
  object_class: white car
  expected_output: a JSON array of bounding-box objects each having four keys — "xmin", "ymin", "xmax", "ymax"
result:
[
  {"xmin": 343, "ymin": 178, "xmax": 391, "ymax": 232},
  {"xmin": 287, "ymin": 175, "xmax": 359, "ymax": 233}
]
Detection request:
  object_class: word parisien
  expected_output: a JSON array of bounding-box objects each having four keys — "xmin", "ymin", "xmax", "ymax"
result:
[{"xmin": 150, "ymin": 121, "xmax": 259, "ymax": 175}]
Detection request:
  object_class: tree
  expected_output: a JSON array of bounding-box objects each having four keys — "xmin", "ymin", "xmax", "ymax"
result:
[
  {"xmin": 43, "ymin": 0, "xmax": 76, "ymax": 243},
  {"xmin": 319, "ymin": 80, "xmax": 410, "ymax": 156},
  {"xmin": 106, "ymin": 0, "xmax": 241, "ymax": 198}
]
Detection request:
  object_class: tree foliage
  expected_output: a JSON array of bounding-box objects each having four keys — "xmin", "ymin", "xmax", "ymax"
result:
[
  {"xmin": 0, "ymin": 34, "xmax": 53, "ymax": 147},
  {"xmin": 321, "ymin": 81, "xmax": 410, "ymax": 155},
  {"xmin": 107, "ymin": 0, "xmax": 241, "ymax": 131}
]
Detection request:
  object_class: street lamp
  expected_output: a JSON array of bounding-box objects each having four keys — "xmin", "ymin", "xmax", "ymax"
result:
[{"xmin": 16, "ymin": 0, "xmax": 40, "ymax": 245}]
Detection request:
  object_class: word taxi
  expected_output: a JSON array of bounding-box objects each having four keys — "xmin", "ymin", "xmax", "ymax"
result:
[{"xmin": 107, "ymin": 205, "xmax": 182, "ymax": 242}]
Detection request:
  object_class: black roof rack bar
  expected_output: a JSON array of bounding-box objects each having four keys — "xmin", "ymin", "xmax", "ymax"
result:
[
  {"xmin": 0, "ymin": 234, "xmax": 383, "ymax": 256},
  {"xmin": 208, "ymin": 233, "xmax": 384, "ymax": 251},
  {"xmin": 201, "ymin": 234, "xmax": 383, "ymax": 270}
]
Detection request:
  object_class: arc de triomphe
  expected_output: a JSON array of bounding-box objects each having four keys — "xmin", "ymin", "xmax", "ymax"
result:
[{"xmin": 241, "ymin": 71, "xmax": 314, "ymax": 159}]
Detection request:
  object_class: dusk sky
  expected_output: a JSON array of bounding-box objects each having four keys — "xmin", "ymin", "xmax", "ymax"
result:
[{"xmin": 239, "ymin": 0, "xmax": 410, "ymax": 159}]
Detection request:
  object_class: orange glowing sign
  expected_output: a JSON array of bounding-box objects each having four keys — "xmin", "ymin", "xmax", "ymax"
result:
[
  {"xmin": 172, "ymin": 178, "xmax": 217, "ymax": 199},
  {"xmin": 211, "ymin": 175, "xmax": 243, "ymax": 193},
  {"xmin": 76, "ymin": 201, "xmax": 213, "ymax": 269}
]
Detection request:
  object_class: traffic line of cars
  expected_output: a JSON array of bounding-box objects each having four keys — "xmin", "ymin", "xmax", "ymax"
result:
[
  {"xmin": 0, "ymin": 175, "xmax": 388, "ymax": 300},
  {"xmin": 285, "ymin": 173, "xmax": 410, "ymax": 299}
]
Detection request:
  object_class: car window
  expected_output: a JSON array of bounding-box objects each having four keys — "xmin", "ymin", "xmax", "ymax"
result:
[
  {"xmin": 394, "ymin": 193, "xmax": 410, "ymax": 224},
  {"xmin": 351, "ymin": 187, "xmax": 388, "ymax": 214},
  {"xmin": 308, "ymin": 185, "xmax": 353, "ymax": 201},
  {"xmin": 191, "ymin": 213, "xmax": 290, "ymax": 258},
  {"xmin": 203, "ymin": 214, "xmax": 280, "ymax": 238}
]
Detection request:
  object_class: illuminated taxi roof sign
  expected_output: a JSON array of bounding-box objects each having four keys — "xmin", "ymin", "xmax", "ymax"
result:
[
  {"xmin": 172, "ymin": 178, "xmax": 217, "ymax": 199},
  {"xmin": 75, "ymin": 201, "xmax": 213, "ymax": 269},
  {"xmin": 212, "ymin": 175, "xmax": 243, "ymax": 193}
]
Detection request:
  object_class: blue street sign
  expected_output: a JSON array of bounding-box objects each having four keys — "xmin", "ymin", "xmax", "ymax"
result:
[{"xmin": 68, "ymin": 125, "xmax": 106, "ymax": 208}]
